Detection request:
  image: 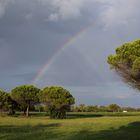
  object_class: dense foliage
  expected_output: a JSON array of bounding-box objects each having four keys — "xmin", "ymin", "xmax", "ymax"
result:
[
  {"xmin": 0, "ymin": 90, "xmax": 17, "ymax": 115},
  {"xmin": 0, "ymin": 85, "xmax": 75, "ymax": 119},
  {"xmin": 108, "ymin": 104, "xmax": 121, "ymax": 112},
  {"xmin": 11, "ymin": 85, "xmax": 40, "ymax": 116},
  {"xmin": 108, "ymin": 39, "xmax": 140, "ymax": 89},
  {"xmin": 39, "ymin": 86, "xmax": 75, "ymax": 119},
  {"xmin": 0, "ymin": 90, "xmax": 9, "ymax": 111}
]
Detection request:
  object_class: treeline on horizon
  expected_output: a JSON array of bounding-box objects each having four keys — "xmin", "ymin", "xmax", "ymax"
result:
[
  {"xmin": 35, "ymin": 104, "xmax": 140, "ymax": 113},
  {"xmin": 0, "ymin": 84, "xmax": 140, "ymax": 119},
  {"xmin": 71, "ymin": 104, "xmax": 140, "ymax": 112},
  {"xmin": 29, "ymin": 104, "xmax": 140, "ymax": 113}
]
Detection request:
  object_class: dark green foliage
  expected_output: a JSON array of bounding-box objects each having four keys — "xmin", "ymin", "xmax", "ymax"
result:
[
  {"xmin": 0, "ymin": 90, "xmax": 9, "ymax": 111},
  {"xmin": 108, "ymin": 104, "xmax": 121, "ymax": 112},
  {"xmin": 107, "ymin": 39, "xmax": 140, "ymax": 89},
  {"xmin": 34, "ymin": 104, "xmax": 46, "ymax": 112},
  {"xmin": 77, "ymin": 104, "xmax": 87, "ymax": 112},
  {"xmin": 39, "ymin": 86, "xmax": 75, "ymax": 119},
  {"xmin": 11, "ymin": 85, "xmax": 40, "ymax": 117},
  {"xmin": 0, "ymin": 90, "xmax": 17, "ymax": 115}
]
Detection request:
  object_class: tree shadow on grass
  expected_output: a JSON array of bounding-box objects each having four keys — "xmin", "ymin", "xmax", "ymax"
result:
[
  {"xmin": 1, "ymin": 121, "xmax": 140, "ymax": 140},
  {"xmin": 0, "ymin": 123, "xmax": 61, "ymax": 140},
  {"xmin": 66, "ymin": 113, "xmax": 103, "ymax": 119},
  {"xmin": 66, "ymin": 112, "xmax": 140, "ymax": 119},
  {"xmin": 68, "ymin": 122, "xmax": 140, "ymax": 140}
]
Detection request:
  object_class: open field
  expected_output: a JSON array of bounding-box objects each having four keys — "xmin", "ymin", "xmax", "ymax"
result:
[{"xmin": 0, "ymin": 112, "xmax": 140, "ymax": 140}]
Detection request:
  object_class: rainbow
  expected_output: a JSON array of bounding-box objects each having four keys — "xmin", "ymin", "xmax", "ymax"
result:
[{"xmin": 32, "ymin": 23, "xmax": 94, "ymax": 84}]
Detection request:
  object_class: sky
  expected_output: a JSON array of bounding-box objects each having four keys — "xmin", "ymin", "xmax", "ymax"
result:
[{"xmin": 0, "ymin": 0, "xmax": 140, "ymax": 107}]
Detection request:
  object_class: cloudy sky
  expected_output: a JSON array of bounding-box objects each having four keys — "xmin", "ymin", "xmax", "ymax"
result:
[{"xmin": 1, "ymin": 0, "xmax": 140, "ymax": 107}]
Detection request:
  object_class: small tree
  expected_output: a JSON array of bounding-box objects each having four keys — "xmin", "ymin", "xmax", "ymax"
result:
[
  {"xmin": 39, "ymin": 86, "xmax": 75, "ymax": 119},
  {"xmin": 79, "ymin": 104, "xmax": 86, "ymax": 112},
  {"xmin": 86, "ymin": 105, "xmax": 95, "ymax": 112},
  {"xmin": 108, "ymin": 104, "xmax": 120, "ymax": 112},
  {"xmin": 11, "ymin": 85, "xmax": 40, "ymax": 117},
  {"xmin": 98, "ymin": 106, "xmax": 108, "ymax": 112},
  {"xmin": 85, "ymin": 105, "xmax": 99, "ymax": 112}
]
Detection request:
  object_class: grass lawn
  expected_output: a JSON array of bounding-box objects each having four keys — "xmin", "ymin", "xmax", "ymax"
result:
[{"xmin": 0, "ymin": 112, "xmax": 140, "ymax": 140}]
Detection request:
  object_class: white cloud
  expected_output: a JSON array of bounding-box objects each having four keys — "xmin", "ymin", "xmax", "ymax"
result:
[
  {"xmin": 48, "ymin": 13, "xmax": 58, "ymax": 21},
  {"xmin": 0, "ymin": 0, "xmax": 14, "ymax": 18},
  {"xmin": 39, "ymin": 0, "xmax": 85, "ymax": 21},
  {"xmin": 38, "ymin": 0, "xmax": 140, "ymax": 29},
  {"xmin": 97, "ymin": 0, "xmax": 140, "ymax": 28}
]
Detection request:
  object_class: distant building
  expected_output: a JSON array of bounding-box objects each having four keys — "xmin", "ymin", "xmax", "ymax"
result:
[{"xmin": 123, "ymin": 110, "xmax": 128, "ymax": 113}]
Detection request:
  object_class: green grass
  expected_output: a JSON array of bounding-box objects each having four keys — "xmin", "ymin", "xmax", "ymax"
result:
[{"xmin": 0, "ymin": 112, "xmax": 140, "ymax": 140}]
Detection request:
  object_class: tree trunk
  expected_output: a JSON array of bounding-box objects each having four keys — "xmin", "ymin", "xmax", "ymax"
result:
[
  {"xmin": 0, "ymin": 108, "xmax": 2, "ymax": 115},
  {"xmin": 26, "ymin": 105, "xmax": 29, "ymax": 117},
  {"xmin": 23, "ymin": 110, "xmax": 26, "ymax": 116}
]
